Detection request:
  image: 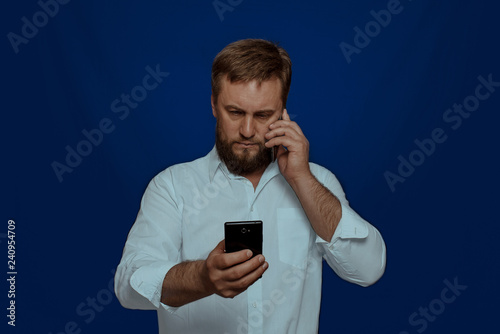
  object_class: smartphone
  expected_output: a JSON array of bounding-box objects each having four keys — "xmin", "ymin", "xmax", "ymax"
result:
[{"xmin": 224, "ymin": 220, "xmax": 263, "ymax": 258}]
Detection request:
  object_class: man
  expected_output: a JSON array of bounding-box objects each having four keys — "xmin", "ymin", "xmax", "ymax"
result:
[{"xmin": 115, "ymin": 39, "xmax": 386, "ymax": 333}]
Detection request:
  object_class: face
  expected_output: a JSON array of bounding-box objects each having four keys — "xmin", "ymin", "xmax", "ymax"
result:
[{"xmin": 212, "ymin": 76, "xmax": 283, "ymax": 176}]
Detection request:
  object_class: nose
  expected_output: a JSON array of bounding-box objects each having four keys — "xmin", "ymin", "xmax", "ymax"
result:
[{"xmin": 240, "ymin": 115, "xmax": 256, "ymax": 139}]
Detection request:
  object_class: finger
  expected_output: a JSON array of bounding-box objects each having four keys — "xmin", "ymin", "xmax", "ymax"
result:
[
  {"xmin": 265, "ymin": 135, "xmax": 300, "ymax": 151},
  {"xmin": 264, "ymin": 135, "xmax": 294, "ymax": 150},
  {"xmin": 216, "ymin": 248, "xmax": 254, "ymax": 269},
  {"xmin": 276, "ymin": 144, "xmax": 287, "ymax": 160},
  {"xmin": 224, "ymin": 255, "xmax": 266, "ymax": 281},
  {"xmin": 208, "ymin": 240, "xmax": 226, "ymax": 262},
  {"xmin": 269, "ymin": 117, "xmax": 304, "ymax": 137},
  {"xmin": 265, "ymin": 126, "xmax": 301, "ymax": 142},
  {"xmin": 283, "ymin": 108, "xmax": 291, "ymax": 121},
  {"xmin": 214, "ymin": 239, "xmax": 225, "ymax": 253},
  {"xmin": 216, "ymin": 259, "xmax": 269, "ymax": 299},
  {"xmin": 282, "ymin": 110, "xmax": 305, "ymax": 135},
  {"xmin": 265, "ymin": 128, "xmax": 303, "ymax": 150},
  {"xmin": 231, "ymin": 261, "xmax": 269, "ymax": 290},
  {"xmin": 269, "ymin": 109, "xmax": 288, "ymax": 128}
]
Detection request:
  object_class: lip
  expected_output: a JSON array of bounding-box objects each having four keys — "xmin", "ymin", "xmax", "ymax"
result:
[{"xmin": 236, "ymin": 142, "xmax": 256, "ymax": 148}]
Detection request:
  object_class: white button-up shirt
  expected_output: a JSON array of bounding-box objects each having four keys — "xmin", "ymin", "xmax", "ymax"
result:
[{"xmin": 115, "ymin": 147, "xmax": 386, "ymax": 334}]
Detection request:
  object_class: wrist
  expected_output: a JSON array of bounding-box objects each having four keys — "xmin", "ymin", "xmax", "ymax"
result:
[
  {"xmin": 287, "ymin": 170, "xmax": 315, "ymax": 191},
  {"xmin": 199, "ymin": 260, "xmax": 215, "ymax": 296}
]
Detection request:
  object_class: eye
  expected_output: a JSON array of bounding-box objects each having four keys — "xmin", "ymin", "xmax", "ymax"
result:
[
  {"xmin": 230, "ymin": 110, "xmax": 243, "ymax": 116},
  {"xmin": 255, "ymin": 113, "xmax": 270, "ymax": 119}
]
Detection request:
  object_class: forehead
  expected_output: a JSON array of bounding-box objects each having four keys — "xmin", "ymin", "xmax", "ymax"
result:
[{"xmin": 218, "ymin": 76, "xmax": 282, "ymax": 111}]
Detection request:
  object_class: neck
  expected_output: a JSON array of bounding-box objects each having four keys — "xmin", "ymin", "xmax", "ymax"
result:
[{"xmin": 240, "ymin": 166, "xmax": 267, "ymax": 190}]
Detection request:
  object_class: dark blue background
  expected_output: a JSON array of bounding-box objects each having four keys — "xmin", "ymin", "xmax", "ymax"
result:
[{"xmin": 3, "ymin": 0, "xmax": 499, "ymax": 333}]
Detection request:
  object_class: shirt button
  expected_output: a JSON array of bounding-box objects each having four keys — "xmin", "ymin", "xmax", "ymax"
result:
[
  {"xmin": 252, "ymin": 302, "xmax": 257, "ymax": 308},
  {"xmin": 250, "ymin": 207, "xmax": 254, "ymax": 212}
]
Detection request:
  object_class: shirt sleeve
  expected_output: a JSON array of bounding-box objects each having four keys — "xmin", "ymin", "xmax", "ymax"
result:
[
  {"xmin": 311, "ymin": 164, "xmax": 387, "ymax": 287},
  {"xmin": 114, "ymin": 169, "xmax": 182, "ymax": 313}
]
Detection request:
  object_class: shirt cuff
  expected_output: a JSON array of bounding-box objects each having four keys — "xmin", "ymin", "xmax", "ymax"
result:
[
  {"xmin": 130, "ymin": 261, "xmax": 179, "ymax": 313},
  {"xmin": 315, "ymin": 204, "xmax": 369, "ymax": 246}
]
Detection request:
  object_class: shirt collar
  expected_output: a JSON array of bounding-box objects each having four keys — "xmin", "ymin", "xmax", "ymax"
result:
[
  {"xmin": 208, "ymin": 146, "xmax": 222, "ymax": 182},
  {"xmin": 207, "ymin": 145, "xmax": 281, "ymax": 183}
]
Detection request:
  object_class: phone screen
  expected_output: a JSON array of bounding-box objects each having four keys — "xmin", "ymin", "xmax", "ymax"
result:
[{"xmin": 224, "ymin": 220, "xmax": 263, "ymax": 258}]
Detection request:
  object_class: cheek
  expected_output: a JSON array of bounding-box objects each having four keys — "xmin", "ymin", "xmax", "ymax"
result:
[
  {"xmin": 255, "ymin": 123, "xmax": 271, "ymax": 138},
  {"xmin": 219, "ymin": 119, "xmax": 239, "ymax": 138}
]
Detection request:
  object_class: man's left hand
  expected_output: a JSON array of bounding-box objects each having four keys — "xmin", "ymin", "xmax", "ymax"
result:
[{"xmin": 265, "ymin": 109, "xmax": 311, "ymax": 183}]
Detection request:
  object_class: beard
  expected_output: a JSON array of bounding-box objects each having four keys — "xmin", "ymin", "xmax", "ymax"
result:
[{"xmin": 215, "ymin": 120, "xmax": 272, "ymax": 176}]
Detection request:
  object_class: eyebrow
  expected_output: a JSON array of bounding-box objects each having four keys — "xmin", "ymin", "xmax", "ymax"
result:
[{"xmin": 224, "ymin": 104, "xmax": 276, "ymax": 114}]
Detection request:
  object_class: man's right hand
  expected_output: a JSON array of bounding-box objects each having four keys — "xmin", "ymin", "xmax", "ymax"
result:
[
  {"xmin": 203, "ymin": 240, "xmax": 269, "ymax": 299},
  {"xmin": 161, "ymin": 240, "xmax": 268, "ymax": 307}
]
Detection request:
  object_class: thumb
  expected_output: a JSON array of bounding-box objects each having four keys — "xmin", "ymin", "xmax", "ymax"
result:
[
  {"xmin": 276, "ymin": 144, "xmax": 287, "ymax": 161},
  {"xmin": 212, "ymin": 239, "xmax": 225, "ymax": 255},
  {"xmin": 283, "ymin": 108, "xmax": 291, "ymax": 121}
]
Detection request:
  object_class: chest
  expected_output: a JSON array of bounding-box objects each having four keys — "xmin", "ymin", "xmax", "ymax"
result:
[{"xmin": 177, "ymin": 175, "xmax": 314, "ymax": 265}]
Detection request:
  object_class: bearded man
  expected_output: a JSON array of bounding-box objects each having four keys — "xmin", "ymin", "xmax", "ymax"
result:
[{"xmin": 115, "ymin": 38, "xmax": 386, "ymax": 334}]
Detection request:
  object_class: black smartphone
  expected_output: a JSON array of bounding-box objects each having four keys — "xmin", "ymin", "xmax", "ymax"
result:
[{"xmin": 224, "ymin": 220, "xmax": 263, "ymax": 258}]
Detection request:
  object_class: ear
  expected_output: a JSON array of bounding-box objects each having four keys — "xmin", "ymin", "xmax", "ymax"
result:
[{"xmin": 211, "ymin": 94, "xmax": 217, "ymax": 118}]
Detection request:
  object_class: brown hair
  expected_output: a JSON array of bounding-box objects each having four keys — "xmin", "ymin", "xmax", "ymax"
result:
[{"xmin": 211, "ymin": 39, "xmax": 292, "ymax": 107}]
